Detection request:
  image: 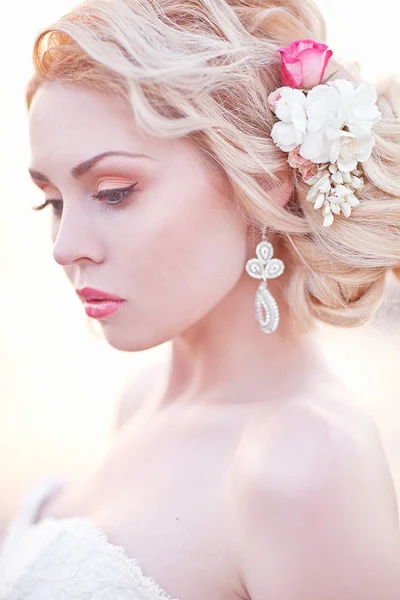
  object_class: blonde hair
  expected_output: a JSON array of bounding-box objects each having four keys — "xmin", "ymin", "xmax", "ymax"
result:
[{"xmin": 26, "ymin": 0, "xmax": 400, "ymax": 332}]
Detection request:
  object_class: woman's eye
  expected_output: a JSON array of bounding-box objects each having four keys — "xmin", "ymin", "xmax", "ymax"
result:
[
  {"xmin": 91, "ymin": 182, "xmax": 138, "ymax": 208},
  {"xmin": 32, "ymin": 182, "xmax": 139, "ymax": 216}
]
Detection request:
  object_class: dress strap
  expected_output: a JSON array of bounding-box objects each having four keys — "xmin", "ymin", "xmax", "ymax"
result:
[
  {"xmin": 19, "ymin": 477, "xmax": 67, "ymax": 525},
  {"xmin": 9, "ymin": 476, "xmax": 67, "ymax": 532},
  {"xmin": 0, "ymin": 477, "xmax": 67, "ymax": 562}
]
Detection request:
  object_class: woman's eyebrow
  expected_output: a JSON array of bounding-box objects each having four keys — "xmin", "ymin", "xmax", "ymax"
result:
[{"xmin": 28, "ymin": 150, "xmax": 154, "ymax": 183}]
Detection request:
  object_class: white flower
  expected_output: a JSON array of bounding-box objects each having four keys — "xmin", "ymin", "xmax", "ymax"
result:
[
  {"xmin": 333, "ymin": 183, "xmax": 361, "ymax": 203},
  {"xmin": 306, "ymin": 170, "xmax": 331, "ymax": 202},
  {"xmin": 305, "ymin": 84, "xmax": 341, "ymax": 131},
  {"xmin": 330, "ymin": 184, "xmax": 361, "ymax": 219},
  {"xmin": 272, "ymin": 83, "xmax": 344, "ymax": 165},
  {"xmin": 351, "ymin": 175, "xmax": 364, "ymax": 189},
  {"xmin": 304, "ymin": 163, "xmax": 365, "ymax": 226},
  {"xmin": 271, "ymin": 87, "xmax": 307, "ymax": 152},
  {"xmin": 297, "ymin": 85, "xmax": 342, "ymax": 163},
  {"xmin": 298, "ymin": 117, "xmax": 340, "ymax": 163},
  {"xmin": 331, "ymin": 169, "xmax": 344, "ymax": 184},
  {"xmin": 270, "ymin": 79, "xmax": 382, "ymax": 167},
  {"xmin": 269, "ymin": 78, "xmax": 380, "ymax": 227},
  {"xmin": 321, "ymin": 192, "xmax": 358, "ymax": 227},
  {"xmin": 327, "ymin": 79, "xmax": 382, "ymax": 133},
  {"xmin": 329, "ymin": 128, "xmax": 376, "ymax": 172},
  {"xmin": 313, "ymin": 192, "xmax": 326, "ymax": 209},
  {"xmin": 322, "ymin": 200, "xmax": 335, "ymax": 228}
]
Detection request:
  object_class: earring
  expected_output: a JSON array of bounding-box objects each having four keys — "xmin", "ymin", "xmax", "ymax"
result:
[{"xmin": 245, "ymin": 226, "xmax": 285, "ymax": 334}]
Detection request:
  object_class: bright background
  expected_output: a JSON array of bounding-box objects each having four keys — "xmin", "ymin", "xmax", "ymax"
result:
[{"xmin": 1, "ymin": 0, "xmax": 399, "ymax": 536}]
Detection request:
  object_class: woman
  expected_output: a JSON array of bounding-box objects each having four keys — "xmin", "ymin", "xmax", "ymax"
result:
[{"xmin": 1, "ymin": 0, "xmax": 399, "ymax": 598}]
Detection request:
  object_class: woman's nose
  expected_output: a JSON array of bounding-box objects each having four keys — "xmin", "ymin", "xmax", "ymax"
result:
[{"xmin": 52, "ymin": 204, "xmax": 103, "ymax": 267}]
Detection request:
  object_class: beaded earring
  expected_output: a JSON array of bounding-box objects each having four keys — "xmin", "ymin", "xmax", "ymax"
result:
[{"xmin": 245, "ymin": 227, "xmax": 285, "ymax": 334}]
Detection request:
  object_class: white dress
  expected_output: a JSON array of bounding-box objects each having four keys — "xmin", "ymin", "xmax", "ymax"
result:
[{"xmin": 0, "ymin": 477, "xmax": 181, "ymax": 600}]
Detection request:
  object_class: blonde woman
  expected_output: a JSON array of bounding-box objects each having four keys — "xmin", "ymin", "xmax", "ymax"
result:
[{"xmin": 1, "ymin": 0, "xmax": 400, "ymax": 598}]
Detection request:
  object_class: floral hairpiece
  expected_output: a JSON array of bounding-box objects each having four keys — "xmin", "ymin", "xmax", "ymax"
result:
[{"xmin": 268, "ymin": 39, "xmax": 382, "ymax": 227}]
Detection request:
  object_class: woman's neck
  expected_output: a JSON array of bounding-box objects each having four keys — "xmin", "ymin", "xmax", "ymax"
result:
[{"xmin": 154, "ymin": 271, "xmax": 341, "ymax": 412}]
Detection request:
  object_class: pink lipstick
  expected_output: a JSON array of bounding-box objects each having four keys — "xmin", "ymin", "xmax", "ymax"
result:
[{"xmin": 76, "ymin": 287, "xmax": 125, "ymax": 319}]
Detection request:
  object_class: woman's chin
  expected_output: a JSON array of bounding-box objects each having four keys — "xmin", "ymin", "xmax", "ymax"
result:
[{"xmin": 99, "ymin": 324, "xmax": 165, "ymax": 353}]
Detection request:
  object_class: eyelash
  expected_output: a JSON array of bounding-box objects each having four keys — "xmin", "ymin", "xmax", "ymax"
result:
[{"xmin": 32, "ymin": 182, "xmax": 139, "ymax": 216}]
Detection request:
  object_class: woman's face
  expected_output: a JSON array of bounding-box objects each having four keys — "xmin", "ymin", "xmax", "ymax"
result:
[{"xmin": 28, "ymin": 83, "xmax": 249, "ymax": 350}]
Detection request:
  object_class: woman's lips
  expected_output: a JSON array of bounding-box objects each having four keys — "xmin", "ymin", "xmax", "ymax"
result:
[
  {"xmin": 76, "ymin": 287, "xmax": 125, "ymax": 318},
  {"xmin": 83, "ymin": 299, "xmax": 124, "ymax": 319}
]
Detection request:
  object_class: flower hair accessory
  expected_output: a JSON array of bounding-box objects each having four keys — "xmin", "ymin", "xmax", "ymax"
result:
[{"xmin": 268, "ymin": 39, "xmax": 382, "ymax": 227}]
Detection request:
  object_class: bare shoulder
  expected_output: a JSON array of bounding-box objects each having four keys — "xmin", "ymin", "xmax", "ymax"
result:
[
  {"xmin": 236, "ymin": 394, "xmax": 399, "ymax": 528},
  {"xmin": 113, "ymin": 357, "xmax": 169, "ymax": 430},
  {"xmin": 232, "ymin": 396, "xmax": 400, "ymax": 599}
]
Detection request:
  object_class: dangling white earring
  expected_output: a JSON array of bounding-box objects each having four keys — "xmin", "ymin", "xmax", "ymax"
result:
[{"xmin": 245, "ymin": 226, "xmax": 285, "ymax": 334}]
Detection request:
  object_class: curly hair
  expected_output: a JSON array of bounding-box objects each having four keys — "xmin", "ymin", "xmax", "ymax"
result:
[{"xmin": 25, "ymin": 0, "xmax": 400, "ymax": 332}]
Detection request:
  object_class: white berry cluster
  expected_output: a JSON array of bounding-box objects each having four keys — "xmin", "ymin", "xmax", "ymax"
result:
[{"xmin": 304, "ymin": 162, "xmax": 365, "ymax": 227}]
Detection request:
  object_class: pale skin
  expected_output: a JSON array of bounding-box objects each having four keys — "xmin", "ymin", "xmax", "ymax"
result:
[{"xmin": 27, "ymin": 82, "xmax": 400, "ymax": 599}]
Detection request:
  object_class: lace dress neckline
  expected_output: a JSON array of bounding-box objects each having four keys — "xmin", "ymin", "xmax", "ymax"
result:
[{"xmin": 2, "ymin": 476, "xmax": 181, "ymax": 600}]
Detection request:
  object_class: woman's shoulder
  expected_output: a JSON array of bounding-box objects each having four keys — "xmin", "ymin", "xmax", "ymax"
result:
[
  {"xmin": 250, "ymin": 378, "xmax": 376, "ymax": 440},
  {"xmin": 234, "ymin": 388, "xmax": 400, "ymax": 527},
  {"xmin": 235, "ymin": 387, "xmax": 380, "ymax": 492},
  {"xmin": 231, "ymin": 397, "xmax": 400, "ymax": 600}
]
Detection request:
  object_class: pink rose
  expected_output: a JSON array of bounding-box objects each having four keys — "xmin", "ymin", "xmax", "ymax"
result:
[
  {"xmin": 267, "ymin": 89, "xmax": 282, "ymax": 111},
  {"xmin": 300, "ymin": 163, "xmax": 318, "ymax": 182},
  {"xmin": 287, "ymin": 146, "xmax": 318, "ymax": 181},
  {"xmin": 287, "ymin": 145, "xmax": 310, "ymax": 169},
  {"xmin": 277, "ymin": 39, "xmax": 333, "ymax": 90}
]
